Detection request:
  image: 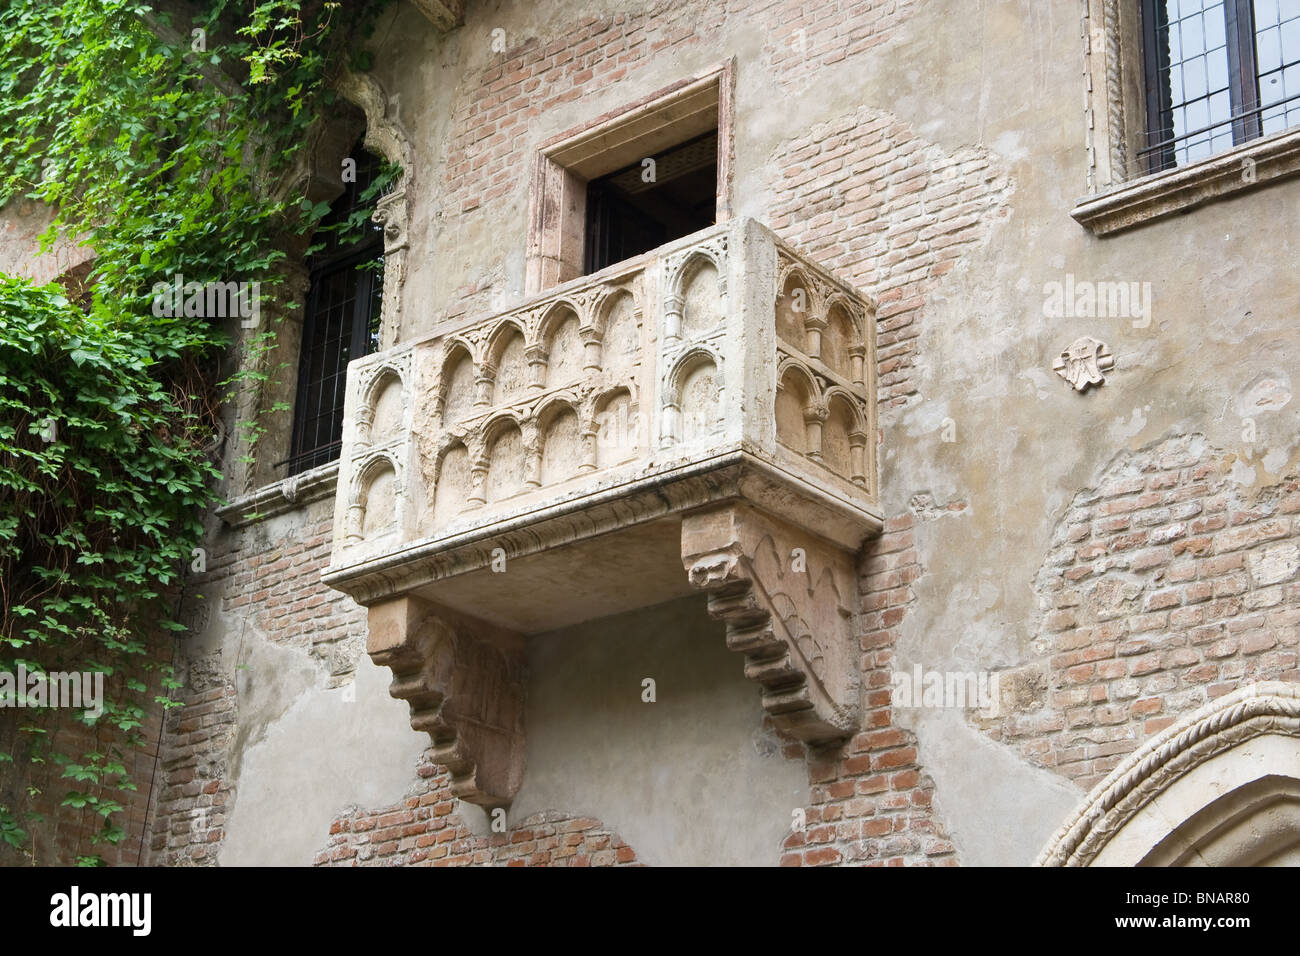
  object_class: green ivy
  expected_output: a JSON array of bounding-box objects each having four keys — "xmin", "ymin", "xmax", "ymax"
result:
[{"xmin": 0, "ymin": 0, "xmax": 390, "ymax": 862}]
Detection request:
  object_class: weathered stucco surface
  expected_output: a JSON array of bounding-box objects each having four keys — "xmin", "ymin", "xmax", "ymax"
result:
[
  {"xmin": 512, "ymin": 596, "xmax": 808, "ymax": 867},
  {"xmin": 220, "ymin": 639, "xmax": 427, "ymax": 866}
]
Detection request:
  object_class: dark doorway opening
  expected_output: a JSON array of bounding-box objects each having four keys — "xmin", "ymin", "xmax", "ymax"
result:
[{"xmin": 584, "ymin": 130, "xmax": 718, "ymax": 274}]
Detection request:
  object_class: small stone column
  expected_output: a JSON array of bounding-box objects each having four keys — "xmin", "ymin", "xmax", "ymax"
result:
[{"xmin": 804, "ymin": 402, "xmax": 829, "ymax": 461}]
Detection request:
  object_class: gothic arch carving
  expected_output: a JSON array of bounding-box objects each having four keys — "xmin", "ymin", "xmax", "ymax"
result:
[
  {"xmin": 536, "ymin": 298, "xmax": 586, "ymax": 344},
  {"xmin": 593, "ymin": 287, "xmax": 641, "ymax": 372},
  {"xmin": 1038, "ymin": 681, "xmax": 1300, "ymax": 866},
  {"xmin": 356, "ymin": 366, "xmax": 407, "ymax": 447},
  {"xmin": 436, "ymin": 341, "xmax": 477, "ymax": 425},
  {"xmin": 484, "ymin": 319, "xmax": 529, "ymax": 404},
  {"xmin": 591, "ymin": 387, "xmax": 639, "ymax": 468},
  {"xmin": 430, "ymin": 440, "xmax": 472, "ymax": 525},
  {"xmin": 775, "ymin": 360, "xmax": 819, "ymax": 455},
  {"xmin": 663, "ymin": 238, "xmax": 728, "ymax": 341},
  {"xmin": 668, "ymin": 346, "xmax": 723, "ymax": 393},
  {"xmin": 533, "ymin": 393, "xmax": 582, "ymax": 428},
  {"xmin": 662, "ymin": 347, "xmax": 724, "ymax": 445},
  {"xmin": 538, "ymin": 303, "xmax": 584, "ymax": 386},
  {"xmin": 346, "ymin": 451, "xmax": 402, "ymax": 542},
  {"xmin": 335, "ymin": 70, "xmax": 415, "ymax": 349},
  {"xmin": 483, "ymin": 318, "xmax": 529, "ymax": 367},
  {"xmin": 591, "ymin": 284, "xmax": 640, "ymax": 335},
  {"xmin": 536, "ymin": 397, "xmax": 585, "ymax": 485},
  {"xmin": 776, "ymin": 358, "xmax": 821, "ymax": 402},
  {"xmin": 335, "ymin": 70, "xmax": 414, "ymax": 178},
  {"xmin": 823, "ymin": 386, "xmax": 867, "ymax": 433}
]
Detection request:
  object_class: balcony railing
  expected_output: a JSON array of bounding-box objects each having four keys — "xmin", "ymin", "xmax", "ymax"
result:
[{"xmin": 323, "ymin": 218, "xmax": 882, "ymax": 806}]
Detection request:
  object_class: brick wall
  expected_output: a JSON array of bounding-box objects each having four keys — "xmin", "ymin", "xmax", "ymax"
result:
[
  {"xmin": 141, "ymin": 2, "xmax": 1011, "ymax": 866},
  {"xmin": 134, "ymin": 3, "xmax": 1287, "ymax": 869},
  {"xmin": 437, "ymin": 2, "xmax": 965, "ymax": 332},
  {"xmin": 768, "ymin": 106, "xmax": 1014, "ymax": 408},
  {"xmin": 0, "ymin": 650, "xmax": 169, "ymax": 866},
  {"xmin": 985, "ymin": 435, "xmax": 1300, "ymax": 791},
  {"xmin": 445, "ymin": 1, "xmax": 725, "ymax": 219},
  {"xmin": 317, "ymin": 754, "xmax": 639, "ymax": 867},
  {"xmin": 152, "ymin": 499, "xmax": 962, "ymax": 867},
  {"xmin": 755, "ymin": 0, "xmax": 920, "ymax": 94},
  {"xmin": 782, "ymin": 514, "xmax": 958, "ymax": 866},
  {"xmin": 148, "ymin": 502, "xmax": 367, "ymax": 865}
]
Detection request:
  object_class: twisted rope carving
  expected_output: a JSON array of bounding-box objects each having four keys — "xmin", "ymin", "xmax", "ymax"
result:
[
  {"xmin": 1102, "ymin": 0, "xmax": 1127, "ymax": 182},
  {"xmin": 1037, "ymin": 682, "xmax": 1300, "ymax": 866}
]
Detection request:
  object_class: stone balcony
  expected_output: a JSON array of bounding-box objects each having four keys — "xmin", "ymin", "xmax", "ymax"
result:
[{"xmin": 323, "ymin": 218, "xmax": 882, "ymax": 807}]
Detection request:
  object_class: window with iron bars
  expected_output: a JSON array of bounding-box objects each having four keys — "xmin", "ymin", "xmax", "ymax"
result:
[
  {"xmin": 1141, "ymin": 0, "xmax": 1300, "ymax": 173},
  {"xmin": 285, "ymin": 145, "xmax": 386, "ymax": 477}
]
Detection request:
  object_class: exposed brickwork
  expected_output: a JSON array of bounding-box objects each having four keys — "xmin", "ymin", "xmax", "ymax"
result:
[
  {"xmin": 445, "ymin": 1, "xmax": 725, "ymax": 215},
  {"xmin": 147, "ymin": 501, "xmax": 367, "ymax": 864},
  {"xmin": 213, "ymin": 510, "xmax": 366, "ymax": 673},
  {"xmin": 316, "ymin": 754, "xmax": 640, "ymax": 867},
  {"xmin": 0, "ymin": 673, "xmax": 166, "ymax": 866},
  {"xmin": 781, "ymin": 515, "xmax": 958, "ymax": 866},
  {"xmin": 768, "ymin": 108, "xmax": 1014, "ymax": 407},
  {"xmin": 7, "ymin": 0, "xmax": 1295, "ymax": 872},
  {"xmin": 147, "ymin": 675, "xmax": 236, "ymax": 865},
  {"xmin": 985, "ymin": 435, "xmax": 1300, "ymax": 791},
  {"xmin": 756, "ymin": 0, "xmax": 919, "ymax": 93}
]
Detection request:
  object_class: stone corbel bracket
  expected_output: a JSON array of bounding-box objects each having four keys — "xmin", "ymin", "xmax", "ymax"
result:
[
  {"xmin": 367, "ymin": 595, "xmax": 526, "ymax": 809},
  {"xmin": 681, "ymin": 503, "xmax": 859, "ymax": 744}
]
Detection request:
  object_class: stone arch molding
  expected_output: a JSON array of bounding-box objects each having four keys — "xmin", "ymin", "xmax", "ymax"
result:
[
  {"xmin": 335, "ymin": 70, "xmax": 415, "ymax": 350},
  {"xmin": 1038, "ymin": 682, "xmax": 1300, "ymax": 866}
]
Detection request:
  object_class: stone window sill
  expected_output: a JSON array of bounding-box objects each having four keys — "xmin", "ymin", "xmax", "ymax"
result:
[
  {"xmin": 1072, "ymin": 127, "xmax": 1300, "ymax": 236},
  {"xmin": 215, "ymin": 460, "xmax": 340, "ymax": 528}
]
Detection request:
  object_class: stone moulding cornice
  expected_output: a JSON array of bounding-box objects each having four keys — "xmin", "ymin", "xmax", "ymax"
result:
[
  {"xmin": 215, "ymin": 460, "xmax": 339, "ymax": 528},
  {"xmin": 1037, "ymin": 681, "xmax": 1300, "ymax": 866},
  {"xmin": 323, "ymin": 449, "xmax": 884, "ymax": 607},
  {"xmin": 1071, "ymin": 127, "xmax": 1300, "ymax": 235}
]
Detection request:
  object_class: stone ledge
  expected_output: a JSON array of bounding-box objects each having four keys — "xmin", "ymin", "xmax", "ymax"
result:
[
  {"xmin": 215, "ymin": 460, "xmax": 340, "ymax": 528},
  {"xmin": 1071, "ymin": 127, "xmax": 1300, "ymax": 236},
  {"xmin": 323, "ymin": 449, "xmax": 884, "ymax": 615}
]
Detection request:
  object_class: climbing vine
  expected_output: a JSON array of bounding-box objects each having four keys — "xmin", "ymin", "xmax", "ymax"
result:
[{"xmin": 0, "ymin": 0, "xmax": 391, "ymax": 862}]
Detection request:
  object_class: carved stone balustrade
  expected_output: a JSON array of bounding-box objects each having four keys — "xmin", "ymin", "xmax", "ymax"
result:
[{"xmin": 323, "ymin": 218, "xmax": 881, "ymax": 807}]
